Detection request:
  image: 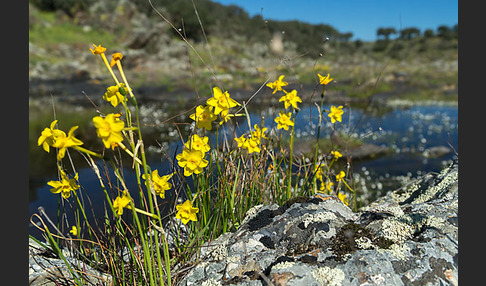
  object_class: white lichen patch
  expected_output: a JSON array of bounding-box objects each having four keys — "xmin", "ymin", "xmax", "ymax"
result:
[
  {"xmin": 312, "ymin": 266, "xmax": 345, "ymax": 286},
  {"xmin": 355, "ymin": 236, "xmax": 374, "ymax": 250},
  {"xmin": 201, "ymin": 278, "xmax": 222, "ymax": 286},
  {"xmin": 208, "ymin": 243, "xmax": 227, "ymax": 262},
  {"xmin": 272, "ymin": 261, "xmax": 296, "ymax": 270},
  {"xmin": 379, "ymin": 243, "xmax": 410, "ymax": 260},
  {"xmin": 423, "ymin": 215, "xmax": 445, "ymax": 229},
  {"xmin": 380, "ymin": 218, "xmax": 414, "ymax": 242},
  {"xmin": 301, "ymin": 212, "xmax": 337, "ymax": 228}
]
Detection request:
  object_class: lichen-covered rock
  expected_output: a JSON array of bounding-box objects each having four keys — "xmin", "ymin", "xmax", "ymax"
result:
[
  {"xmin": 179, "ymin": 162, "xmax": 458, "ymax": 286},
  {"xmin": 29, "ymin": 238, "xmax": 111, "ymax": 286}
]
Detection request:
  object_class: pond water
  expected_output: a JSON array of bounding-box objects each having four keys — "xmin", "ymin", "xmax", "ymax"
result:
[{"xmin": 29, "ymin": 100, "xmax": 458, "ymax": 239}]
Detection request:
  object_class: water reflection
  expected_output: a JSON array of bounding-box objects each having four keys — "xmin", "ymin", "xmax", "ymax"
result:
[{"xmin": 29, "ymin": 100, "xmax": 458, "ymax": 237}]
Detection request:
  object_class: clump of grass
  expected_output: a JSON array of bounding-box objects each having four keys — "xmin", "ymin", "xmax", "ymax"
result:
[{"xmin": 30, "ymin": 16, "xmax": 363, "ymax": 286}]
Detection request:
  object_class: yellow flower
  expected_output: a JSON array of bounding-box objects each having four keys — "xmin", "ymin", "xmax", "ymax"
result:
[
  {"xmin": 331, "ymin": 150, "xmax": 342, "ymax": 159},
  {"xmin": 234, "ymin": 134, "xmax": 248, "ymax": 148},
  {"xmin": 206, "ymin": 87, "xmax": 239, "ymax": 115},
  {"xmin": 336, "ymin": 171, "xmax": 346, "ymax": 182},
  {"xmin": 113, "ymin": 191, "xmax": 131, "ymax": 216},
  {"xmin": 51, "ymin": 126, "xmax": 84, "ymax": 161},
  {"xmin": 175, "ymin": 200, "xmax": 199, "ymax": 224},
  {"xmin": 318, "ymin": 73, "xmax": 333, "ymax": 85},
  {"xmin": 185, "ymin": 134, "xmax": 210, "ymax": 153},
  {"xmin": 266, "ymin": 75, "xmax": 288, "ymax": 94},
  {"xmin": 90, "ymin": 44, "xmax": 106, "ymax": 55},
  {"xmin": 314, "ymin": 164, "xmax": 326, "ymax": 182},
  {"xmin": 176, "ymin": 148, "xmax": 209, "ymax": 176},
  {"xmin": 251, "ymin": 124, "xmax": 268, "ymax": 141},
  {"xmin": 110, "ymin": 52, "xmax": 123, "ymax": 67},
  {"xmin": 37, "ymin": 120, "xmax": 63, "ymax": 153},
  {"xmin": 47, "ymin": 169, "xmax": 80, "ymax": 199},
  {"xmin": 93, "ymin": 113, "xmax": 125, "ymax": 149},
  {"xmin": 142, "ymin": 170, "xmax": 172, "ymax": 199},
  {"xmin": 328, "ymin": 105, "xmax": 343, "ymax": 123},
  {"xmin": 103, "ymin": 84, "xmax": 128, "ymax": 107},
  {"xmin": 279, "ymin": 89, "xmax": 302, "ymax": 109},
  {"xmin": 189, "ymin": 105, "xmax": 217, "ymax": 131},
  {"xmin": 70, "ymin": 226, "xmax": 78, "ymax": 236},
  {"xmin": 245, "ymin": 137, "xmax": 261, "ymax": 154},
  {"xmin": 319, "ymin": 180, "xmax": 334, "ymax": 194},
  {"xmin": 337, "ymin": 192, "xmax": 349, "ymax": 206},
  {"xmin": 274, "ymin": 111, "xmax": 294, "ymax": 131}
]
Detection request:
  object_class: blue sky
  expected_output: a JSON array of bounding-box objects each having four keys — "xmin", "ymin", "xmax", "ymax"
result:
[{"xmin": 211, "ymin": 0, "xmax": 458, "ymax": 41}]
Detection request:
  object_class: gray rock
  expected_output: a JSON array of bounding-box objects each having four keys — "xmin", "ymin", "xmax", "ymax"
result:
[
  {"xmin": 29, "ymin": 238, "xmax": 111, "ymax": 286},
  {"xmin": 179, "ymin": 162, "xmax": 458, "ymax": 286}
]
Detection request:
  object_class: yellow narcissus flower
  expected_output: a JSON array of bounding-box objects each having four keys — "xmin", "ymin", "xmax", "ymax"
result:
[
  {"xmin": 266, "ymin": 75, "xmax": 288, "ymax": 94},
  {"xmin": 38, "ymin": 120, "xmax": 84, "ymax": 160},
  {"xmin": 176, "ymin": 148, "xmax": 209, "ymax": 176},
  {"xmin": 90, "ymin": 44, "xmax": 106, "ymax": 55},
  {"xmin": 92, "ymin": 113, "xmax": 125, "ymax": 149},
  {"xmin": 51, "ymin": 126, "xmax": 84, "ymax": 161},
  {"xmin": 318, "ymin": 73, "xmax": 333, "ymax": 85},
  {"xmin": 251, "ymin": 124, "xmax": 268, "ymax": 141},
  {"xmin": 185, "ymin": 134, "xmax": 210, "ymax": 153},
  {"xmin": 206, "ymin": 87, "xmax": 239, "ymax": 115},
  {"xmin": 245, "ymin": 137, "xmax": 261, "ymax": 154},
  {"xmin": 38, "ymin": 120, "xmax": 63, "ymax": 153},
  {"xmin": 319, "ymin": 180, "xmax": 334, "ymax": 194},
  {"xmin": 113, "ymin": 191, "xmax": 131, "ymax": 216},
  {"xmin": 336, "ymin": 171, "xmax": 346, "ymax": 182},
  {"xmin": 234, "ymin": 134, "xmax": 248, "ymax": 148},
  {"xmin": 103, "ymin": 83, "xmax": 128, "ymax": 107},
  {"xmin": 110, "ymin": 52, "xmax": 123, "ymax": 67},
  {"xmin": 331, "ymin": 150, "xmax": 342, "ymax": 159},
  {"xmin": 314, "ymin": 164, "xmax": 326, "ymax": 182},
  {"xmin": 47, "ymin": 169, "xmax": 80, "ymax": 199},
  {"xmin": 328, "ymin": 105, "xmax": 344, "ymax": 124},
  {"xmin": 189, "ymin": 105, "xmax": 217, "ymax": 131},
  {"xmin": 274, "ymin": 111, "xmax": 294, "ymax": 131},
  {"xmin": 279, "ymin": 89, "xmax": 302, "ymax": 109},
  {"xmin": 70, "ymin": 226, "xmax": 78, "ymax": 236},
  {"xmin": 337, "ymin": 192, "xmax": 349, "ymax": 206},
  {"xmin": 175, "ymin": 200, "xmax": 199, "ymax": 224},
  {"xmin": 142, "ymin": 170, "xmax": 172, "ymax": 199}
]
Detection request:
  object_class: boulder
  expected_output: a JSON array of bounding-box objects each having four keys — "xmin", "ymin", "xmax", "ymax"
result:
[{"xmin": 179, "ymin": 162, "xmax": 458, "ymax": 286}]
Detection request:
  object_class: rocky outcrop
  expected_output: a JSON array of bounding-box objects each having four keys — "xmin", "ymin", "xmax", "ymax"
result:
[
  {"xmin": 179, "ymin": 162, "xmax": 458, "ymax": 286},
  {"xmin": 29, "ymin": 239, "xmax": 111, "ymax": 286}
]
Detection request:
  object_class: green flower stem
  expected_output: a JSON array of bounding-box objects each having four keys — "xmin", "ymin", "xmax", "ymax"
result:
[
  {"xmin": 72, "ymin": 146, "xmax": 106, "ymax": 160},
  {"xmin": 341, "ymin": 179, "xmax": 357, "ymax": 211},
  {"xmin": 286, "ymin": 111, "xmax": 297, "ymax": 199}
]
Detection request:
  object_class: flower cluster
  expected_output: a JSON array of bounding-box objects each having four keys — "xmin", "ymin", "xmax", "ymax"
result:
[
  {"xmin": 314, "ymin": 150, "xmax": 348, "ymax": 206},
  {"xmin": 266, "ymin": 75, "xmax": 301, "ymax": 131},
  {"xmin": 235, "ymin": 124, "xmax": 268, "ymax": 154},
  {"xmin": 176, "ymin": 134, "xmax": 210, "ymax": 176},
  {"xmin": 189, "ymin": 87, "xmax": 240, "ymax": 130}
]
